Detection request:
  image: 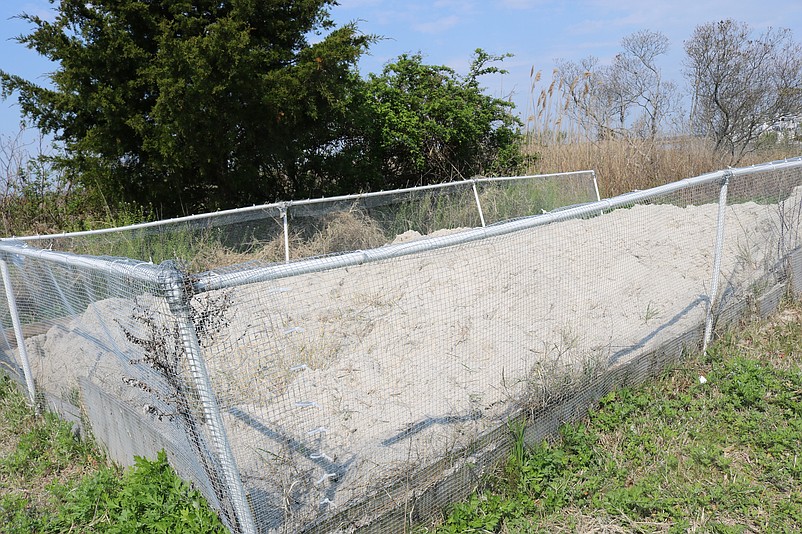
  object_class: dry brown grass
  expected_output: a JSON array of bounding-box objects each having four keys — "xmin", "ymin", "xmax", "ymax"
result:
[
  {"xmin": 521, "ymin": 68, "xmax": 801, "ymax": 199},
  {"xmin": 518, "ymin": 509, "xmax": 674, "ymax": 533},
  {"xmin": 289, "ymin": 210, "xmax": 387, "ymax": 258},
  {"xmin": 526, "ymin": 137, "xmax": 800, "ymax": 199},
  {"xmin": 184, "ymin": 209, "xmax": 389, "ymax": 272}
]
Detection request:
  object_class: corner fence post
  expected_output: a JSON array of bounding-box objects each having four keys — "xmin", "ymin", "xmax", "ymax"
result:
[
  {"xmin": 703, "ymin": 171, "xmax": 731, "ymax": 353},
  {"xmin": 161, "ymin": 263, "xmax": 257, "ymax": 534},
  {"xmin": 591, "ymin": 170, "xmax": 602, "ymax": 202},
  {"xmin": 0, "ymin": 257, "xmax": 38, "ymax": 409}
]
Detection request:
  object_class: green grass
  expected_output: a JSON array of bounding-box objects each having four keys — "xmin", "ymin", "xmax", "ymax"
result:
[
  {"xmin": 424, "ymin": 298, "xmax": 802, "ymax": 533},
  {"xmin": 0, "ymin": 376, "xmax": 226, "ymax": 533}
]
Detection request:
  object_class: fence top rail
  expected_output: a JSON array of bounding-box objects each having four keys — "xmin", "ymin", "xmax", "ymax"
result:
[
  {"xmin": 190, "ymin": 157, "xmax": 802, "ymax": 293},
  {"xmin": 2, "ymin": 170, "xmax": 595, "ymax": 243},
  {"xmin": 0, "ymin": 240, "xmax": 165, "ymax": 285},
  {"xmin": 277, "ymin": 171, "xmax": 597, "ymax": 212}
]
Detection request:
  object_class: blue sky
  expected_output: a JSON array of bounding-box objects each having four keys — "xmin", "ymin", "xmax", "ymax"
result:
[{"xmin": 2, "ymin": 0, "xmax": 802, "ymax": 143}]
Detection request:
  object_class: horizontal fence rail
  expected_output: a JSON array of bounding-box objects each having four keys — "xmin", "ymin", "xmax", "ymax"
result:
[{"xmin": 192, "ymin": 169, "xmax": 732, "ymax": 293}]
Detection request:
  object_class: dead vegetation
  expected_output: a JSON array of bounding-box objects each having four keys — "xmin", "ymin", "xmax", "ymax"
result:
[{"xmin": 522, "ymin": 67, "xmax": 801, "ymax": 199}]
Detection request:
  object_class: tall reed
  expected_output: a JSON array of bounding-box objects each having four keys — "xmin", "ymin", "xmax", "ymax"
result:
[{"xmin": 521, "ymin": 67, "xmax": 801, "ymax": 198}]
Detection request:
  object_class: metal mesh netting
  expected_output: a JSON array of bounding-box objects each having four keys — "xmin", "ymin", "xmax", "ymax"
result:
[
  {"xmin": 17, "ymin": 172, "xmax": 598, "ymax": 270},
  {"xmin": 2, "ymin": 164, "xmax": 802, "ymax": 533},
  {"xmin": 195, "ymin": 181, "xmax": 727, "ymax": 531}
]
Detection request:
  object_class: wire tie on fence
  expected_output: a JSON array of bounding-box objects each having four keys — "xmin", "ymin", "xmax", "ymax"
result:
[
  {"xmin": 315, "ymin": 473, "xmax": 338, "ymax": 485},
  {"xmin": 307, "ymin": 426, "xmax": 328, "ymax": 436},
  {"xmin": 295, "ymin": 401, "xmax": 319, "ymax": 409},
  {"xmin": 283, "ymin": 326, "xmax": 304, "ymax": 335},
  {"xmin": 290, "ymin": 364, "xmax": 308, "ymax": 372},
  {"xmin": 310, "ymin": 451, "xmax": 334, "ymax": 462}
]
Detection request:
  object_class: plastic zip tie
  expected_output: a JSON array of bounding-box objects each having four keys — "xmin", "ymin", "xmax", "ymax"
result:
[
  {"xmin": 310, "ymin": 452, "xmax": 334, "ymax": 463},
  {"xmin": 315, "ymin": 473, "xmax": 337, "ymax": 485}
]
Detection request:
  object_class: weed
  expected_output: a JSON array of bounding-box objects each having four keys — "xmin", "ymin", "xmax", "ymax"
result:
[
  {"xmin": 116, "ymin": 286, "xmax": 240, "ymax": 527},
  {"xmin": 50, "ymin": 451, "xmax": 226, "ymax": 533},
  {"xmin": 641, "ymin": 300, "xmax": 661, "ymax": 325}
]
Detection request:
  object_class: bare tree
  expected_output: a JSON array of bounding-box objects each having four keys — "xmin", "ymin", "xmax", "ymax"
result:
[
  {"xmin": 612, "ymin": 30, "xmax": 679, "ymax": 139},
  {"xmin": 0, "ymin": 126, "xmax": 73, "ymax": 236},
  {"xmin": 556, "ymin": 30, "xmax": 677, "ymax": 141},
  {"xmin": 555, "ymin": 56, "xmax": 621, "ymax": 140},
  {"xmin": 684, "ymin": 19, "xmax": 802, "ymax": 163}
]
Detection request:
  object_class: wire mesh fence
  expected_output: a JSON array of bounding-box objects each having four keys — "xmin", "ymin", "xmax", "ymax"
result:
[
  {"xmin": 1, "ymin": 164, "xmax": 802, "ymax": 532},
  {"xmin": 15, "ymin": 172, "xmax": 599, "ymax": 270}
]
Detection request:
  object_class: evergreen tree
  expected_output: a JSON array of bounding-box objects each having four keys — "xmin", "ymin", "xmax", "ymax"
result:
[{"xmin": 1, "ymin": 0, "xmax": 371, "ymax": 215}]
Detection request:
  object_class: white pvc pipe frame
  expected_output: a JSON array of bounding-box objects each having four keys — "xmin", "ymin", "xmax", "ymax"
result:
[
  {"xmin": 0, "ymin": 259, "xmax": 37, "ymax": 408},
  {"xmin": 11, "ymin": 171, "xmax": 600, "ymax": 265},
  {"xmin": 703, "ymin": 171, "xmax": 731, "ymax": 353},
  {"xmin": 1, "ymin": 157, "xmax": 801, "ymax": 532},
  {"xmin": 10, "ymin": 171, "xmax": 597, "ymax": 242}
]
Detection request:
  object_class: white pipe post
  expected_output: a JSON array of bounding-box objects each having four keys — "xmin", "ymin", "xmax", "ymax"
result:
[
  {"xmin": 592, "ymin": 171, "xmax": 602, "ymax": 202},
  {"xmin": 281, "ymin": 204, "xmax": 290, "ymax": 264},
  {"xmin": 591, "ymin": 171, "xmax": 603, "ymax": 217},
  {"xmin": 162, "ymin": 264, "xmax": 257, "ymax": 533},
  {"xmin": 0, "ymin": 258, "xmax": 38, "ymax": 408},
  {"xmin": 471, "ymin": 180, "xmax": 486, "ymax": 228},
  {"xmin": 703, "ymin": 172, "xmax": 731, "ymax": 353}
]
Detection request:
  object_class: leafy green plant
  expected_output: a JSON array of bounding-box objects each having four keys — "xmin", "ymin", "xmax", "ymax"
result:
[
  {"xmin": 361, "ymin": 50, "xmax": 523, "ymax": 191},
  {"xmin": 49, "ymin": 451, "xmax": 226, "ymax": 533},
  {"xmin": 0, "ymin": 375, "xmax": 226, "ymax": 533}
]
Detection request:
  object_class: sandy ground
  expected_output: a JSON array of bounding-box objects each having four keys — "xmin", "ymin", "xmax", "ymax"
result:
[{"xmin": 7, "ymin": 189, "xmax": 802, "ymax": 532}]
